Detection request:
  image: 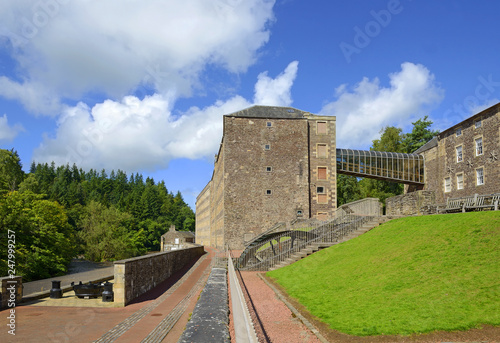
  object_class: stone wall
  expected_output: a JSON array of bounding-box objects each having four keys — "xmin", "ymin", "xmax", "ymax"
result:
[
  {"xmin": 386, "ymin": 190, "xmax": 436, "ymax": 216},
  {"xmin": 195, "ymin": 182, "xmax": 211, "ymax": 246},
  {"xmin": 337, "ymin": 198, "xmax": 383, "ymax": 216},
  {"xmin": 1, "ymin": 276, "xmax": 22, "ymax": 310},
  {"xmin": 423, "ymin": 104, "xmax": 499, "ymax": 204},
  {"xmin": 196, "ymin": 106, "xmax": 338, "ymax": 250},
  {"xmin": 113, "ymin": 246, "xmax": 204, "ymax": 306},
  {"xmin": 223, "ymin": 116, "xmax": 310, "ymax": 249},
  {"xmin": 211, "ymin": 145, "xmax": 225, "ymax": 248},
  {"xmin": 308, "ymin": 116, "xmax": 337, "ymax": 220}
]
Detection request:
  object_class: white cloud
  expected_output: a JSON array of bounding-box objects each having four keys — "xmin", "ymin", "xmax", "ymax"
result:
[
  {"xmin": 320, "ymin": 62, "xmax": 444, "ymax": 149},
  {"xmin": 33, "ymin": 62, "xmax": 298, "ymax": 171},
  {"xmin": 254, "ymin": 61, "xmax": 298, "ymax": 106},
  {"xmin": 0, "ymin": 77, "xmax": 62, "ymax": 116},
  {"xmin": 0, "ymin": 0, "xmax": 275, "ymax": 114},
  {"xmin": 0, "ymin": 114, "xmax": 24, "ymax": 142}
]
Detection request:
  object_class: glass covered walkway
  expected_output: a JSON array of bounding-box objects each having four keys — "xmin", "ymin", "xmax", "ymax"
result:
[{"xmin": 336, "ymin": 149, "xmax": 424, "ymax": 185}]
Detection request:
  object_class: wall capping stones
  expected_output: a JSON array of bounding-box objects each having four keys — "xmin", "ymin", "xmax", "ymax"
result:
[{"xmin": 113, "ymin": 246, "xmax": 205, "ymax": 306}]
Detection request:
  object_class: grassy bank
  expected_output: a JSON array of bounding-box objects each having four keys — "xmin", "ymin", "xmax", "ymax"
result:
[{"xmin": 266, "ymin": 212, "xmax": 500, "ymax": 336}]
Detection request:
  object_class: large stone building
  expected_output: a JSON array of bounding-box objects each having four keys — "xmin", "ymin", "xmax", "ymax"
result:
[
  {"xmin": 416, "ymin": 102, "xmax": 500, "ymax": 204},
  {"xmin": 197, "ymin": 103, "xmax": 500, "ymax": 248},
  {"xmin": 196, "ymin": 106, "xmax": 337, "ymax": 249}
]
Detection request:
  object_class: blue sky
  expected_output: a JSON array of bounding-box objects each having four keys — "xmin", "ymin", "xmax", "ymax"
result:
[{"xmin": 1, "ymin": 0, "xmax": 499, "ymax": 209}]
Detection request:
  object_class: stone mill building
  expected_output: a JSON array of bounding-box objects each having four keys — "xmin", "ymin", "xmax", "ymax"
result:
[
  {"xmin": 196, "ymin": 106, "xmax": 337, "ymax": 249},
  {"xmin": 196, "ymin": 103, "xmax": 500, "ymax": 249}
]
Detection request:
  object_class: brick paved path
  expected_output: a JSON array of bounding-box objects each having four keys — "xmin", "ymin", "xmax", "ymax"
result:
[{"xmin": 0, "ymin": 248, "xmax": 215, "ymax": 343}]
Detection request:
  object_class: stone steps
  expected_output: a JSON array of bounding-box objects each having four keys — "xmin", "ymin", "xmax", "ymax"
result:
[{"xmin": 269, "ymin": 219, "xmax": 383, "ymax": 271}]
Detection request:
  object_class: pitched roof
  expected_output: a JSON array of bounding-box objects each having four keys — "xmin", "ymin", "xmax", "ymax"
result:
[
  {"xmin": 414, "ymin": 136, "xmax": 438, "ymax": 154},
  {"xmin": 225, "ymin": 105, "xmax": 309, "ymax": 119}
]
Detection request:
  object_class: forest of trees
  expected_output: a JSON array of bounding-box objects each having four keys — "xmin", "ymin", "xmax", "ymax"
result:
[
  {"xmin": 337, "ymin": 116, "xmax": 438, "ymax": 208},
  {"xmin": 0, "ymin": 151, "xmax": 195, "ymax": 281}
]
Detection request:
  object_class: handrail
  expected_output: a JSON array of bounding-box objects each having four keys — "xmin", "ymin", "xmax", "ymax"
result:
[{"xmin": 237, "ymin": 214, "xmax": 374, "ymax": 271}]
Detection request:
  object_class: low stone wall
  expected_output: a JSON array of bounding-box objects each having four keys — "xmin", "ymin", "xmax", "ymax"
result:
[
  {"xmin": 114, "ymin": 246, "xmax": 205, "ymax": 306},
  {"xmin": 1, "ymin": 276, "xmax": 22, "ymax": 310},
  {"xmin": 386, "ymin": 190, "xmax": 436, "ymax": 216},
  {"xmin": 337, "ymin": 198, "xmax": 383, "ymax": 217}
]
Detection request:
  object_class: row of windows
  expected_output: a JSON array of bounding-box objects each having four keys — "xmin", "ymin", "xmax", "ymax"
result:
[
  {"xmin": 264, "ymin": 121, "xmax": 329, "ymax": 135},
  {"xmin": 455, "ymin": 137, "xmax": 483, "ymax": 162},
  {"xmin": 444, "ymin": 167, "xmax": 484, "ymax": 192},
  {"xmin": 455, "ymin": 119, "xmax": 482, "ymax": 137}
]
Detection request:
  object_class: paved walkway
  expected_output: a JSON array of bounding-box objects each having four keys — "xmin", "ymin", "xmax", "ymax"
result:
[
  {"xmin": 23, "ymin": 266, "xmax": 114, "ymax": 298},
  {"xmin": 0, "ymin": 248, "xmax": 216, "ymax": 343}
]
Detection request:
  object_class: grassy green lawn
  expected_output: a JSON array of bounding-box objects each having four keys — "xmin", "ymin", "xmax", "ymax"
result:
[{"xmin": 266, "ymin": 211, "xmax": 500, "ymax": 336}]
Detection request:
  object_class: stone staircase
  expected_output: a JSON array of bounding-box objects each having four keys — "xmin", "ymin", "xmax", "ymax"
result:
[{"xmin": 269, "ymin": 217, "xmax": 388, "ymax": 271}]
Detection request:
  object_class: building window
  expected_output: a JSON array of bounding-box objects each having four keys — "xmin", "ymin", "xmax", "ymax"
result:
[
  {"xmin": 318, "ymin": 167, "xmax": 327, "ymax": 180},
  {"xmin": 456, "ymin": 128, "xmax": 462, "ymax": 137},
  {"xmin": 317, "ymin": 122, "xmax": 327, "ymax": 134},
  {"xmin": 475, "ymin": 119, "xmax": 482, "ymax": 128},
  {"xmin": 296, "ymin": 210, "xmax": 303, "ymax": 217},
  {"xmin": 476, "ymin": 168, "xmax": 484, "ymax": 186},
  {"xmin": 456, "ymin": 145, "xmax": 463, "ymax": 162},
  {"xmin": 457, "ymin": 173, "xmax": 464, "ymax": 190},
  {"xmin": 265, "ymin": 144, "xmax": 271, "ymax": 150},
  {"xmin": 266, "ymin": 189, "xmax": 272, "ymax": 195},
  {"xmin": 266, "ymin": 121, "xmax": 272, "ymax": 127},
  {"xmin": 444, "ymin": 177, "xmax": 451, "ymax": 193},
  {"xmin": 317, "ymin": 144, "xmax": 327, "ymax": 158},
  {"xmin": 266, "ymin": 166, "xmax": 272, "ymax": 172},
  {"xmin": 317, "ymin": 186, "xmax": 325, "ymax": 194},
  {"xmin": 475, "ymin": 137, "xmax": 483, "ymax": 156}
]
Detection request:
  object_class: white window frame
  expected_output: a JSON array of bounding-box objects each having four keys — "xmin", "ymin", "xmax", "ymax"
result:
[
  {"xmin": 456, "ymin": 173, "xmax": 464, "ymax": 190},
  {"xmin": 475, "ymin": 137, "xmax": 483, "ymax": 156},
  {"xmin": 476, "ymin": 168, "xmax": 484, "ymax": 186},
  {"xmin": 456, "ymin": 128, "xmax": 462, "ymax": 137},
  {"xmin": 475, "ymin": 119, "xmax": 482, "ymax": 129},
  {"xmin": 265, "ymin": 144, "xmax": 271, "ymax": 150},
  {"xmin": 444, "ymin": 177, "xmax": 451, "ymax": 193},
  {"xmin": 456, "ymin": 145, "xmax": 463, "ymax": 163}
]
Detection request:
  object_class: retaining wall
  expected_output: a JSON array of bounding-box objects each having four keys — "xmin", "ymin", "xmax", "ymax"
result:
[
  {"xmin": 386, "ymin": 190, "xmax": 436, "ymax": 216},
  {"xmin": 114, "ymin": 246, "xmax": 205, "ymax": 305},
  {"xmin": 337, "ymin": 197, "xmax": 383, "ymax": 216}
]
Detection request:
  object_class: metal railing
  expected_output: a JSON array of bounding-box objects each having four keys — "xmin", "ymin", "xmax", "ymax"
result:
[{"xmin": 237, "ymin": 213, "xmax": 375, "ymax": 271}]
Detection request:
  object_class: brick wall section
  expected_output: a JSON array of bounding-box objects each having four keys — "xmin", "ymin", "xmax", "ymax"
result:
[
  {"xmin": 422, "ymin": 104, "xmax": 500, "ymax": 204},
  {"xmin": 223, "ymin": 116, "xmax": 310, "ymax": 249},
  {"xmin": 195, "ymin": 182, "xmax": 211, "ymax": 246},
  {"xmin": 386, "ymin": 190, "xmax": 436, "ymax": 216},
  {"xmin": 113, "ymin": 246, "xmax": 204, "ymax": 306},
  {"xmin": 308, "ymin": 116, "xmax": 337, "ymax": 219}
]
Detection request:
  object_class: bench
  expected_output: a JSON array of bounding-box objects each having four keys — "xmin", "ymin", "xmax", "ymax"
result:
[
  {"xmin": 445, "ymin": 197, "xmax": 466, "ymax": 213},
  {"xmin": 470, "ymin": 193, "xmax": 500, "ymax": 211},
  {"xmin": 448, "ymin": 193, "xmax": 500, "ymax": 212}
]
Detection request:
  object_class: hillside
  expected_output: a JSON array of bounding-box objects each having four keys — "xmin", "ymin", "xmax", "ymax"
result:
[{"xmin": 266, "ymin": 212, "xmax": 500, "ymax": 336}]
